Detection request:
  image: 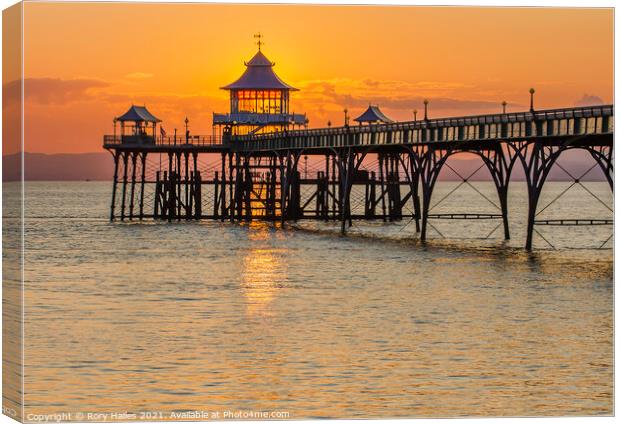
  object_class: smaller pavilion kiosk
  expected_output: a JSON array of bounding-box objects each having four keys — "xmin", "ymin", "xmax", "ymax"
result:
[
  {"xmin": 353, "ymin": 105, "xmax": 394, "ymax": 125},
  {"xmin": 116, "ymin": 105, "xmax": 161, "ymax": 145}
]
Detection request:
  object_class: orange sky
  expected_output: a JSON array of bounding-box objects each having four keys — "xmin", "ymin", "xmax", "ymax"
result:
[{"xmin": 7, "ymin": 3, "xmax": 614, "ymax": 153}]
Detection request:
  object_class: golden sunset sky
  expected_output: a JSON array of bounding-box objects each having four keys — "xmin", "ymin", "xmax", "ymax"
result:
[{"xmin": 8, "ymin": 3, "xmax": 614, "ymax": 153}]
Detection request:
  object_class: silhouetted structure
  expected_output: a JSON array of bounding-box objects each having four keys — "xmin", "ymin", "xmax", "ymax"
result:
[
  {"xmin": 103, "ymin": 41, "xmax": 614, "ymax": 251},
  {"xmin": 213, "ymin": 38, "xmax": 307, "ymax": 136},
  {"xmin": 354, "ymin": 105, "xmax": 394, "ymax": 125},
  {"xmin": 114, "ymin": 105, "xmax": 161, "ymax": 145}
]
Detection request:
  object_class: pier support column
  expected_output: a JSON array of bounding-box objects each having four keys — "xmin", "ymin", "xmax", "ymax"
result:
[
  {"xmin": 154, "ymin": 170, "xmax": 161, "ymax": 219},
  {"xmin": 109, "ymin": 151, "xmax": 120, "ymax": 221},
  {"xmin": 120, "ymin": 152, "xmax": 129, "ymax": 221},
  {"xmin": 230, "ymin": 153, "xmax": 237, "ymax": 222},
  {"xmin": 268, "ymin": 155, "xmax": 278, "ymax": 219},
  {"xmin": 386, "ymin": 154, "xmax": 402, "ymax": 221},
  {"xmin": 243, "ymin": 156, "xmax": 252, "ymax": 221},
  {"xmin": 129, "ymin": 152, "xmax": 138, "ymax": 220},
  {"xmin": 335, "ymin": 148, "xmax": 367, "ymax": 234},
  {"xmin": 194, "ymin": 169, "xmax": 202, "ymax": 219},
  {"xmin": 176, "ymin": 152, "xmax": 182, "ymax": 221},
  {"xmin": 484, "ymin": 145, "xmax": 514, "ymax": 241},
  {"xmin": 364, "ymin": 171, "xmax": 377, "ymax": 219},
  {"xmin": 290, "ymin": 170, "xmax": 301, "ymax": 221},
  {"xmin": 167, "ymin": 152, "xmax": 175, "ymax": 222},
  {"xmin": 220, "ymin": 152, "xmax": 228, "ymax": 220},
  {"xmin": 278, "ymin": 150, "xmax": 301, "ymax": 223},
  {"xmin": 138, "ymin": 153, "xmax": 147, "ymax": 220},
  {"xmin": 419, "ymin": 148, "xmax": 446, "ymax": 241},
  {"xmin": 399, "ymin": 149, "xmax": 422, "ymax": 232},
  {"xmin": 378, "ymin": 154, "xmax": 387, "ymax": 221},
  {"xmin": 184, "ymin": 152, "xmax": 190, "ymax": 220}
]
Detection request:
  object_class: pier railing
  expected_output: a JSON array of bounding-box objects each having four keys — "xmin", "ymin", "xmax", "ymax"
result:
[
  {"xmin": 233, "ymin": 105, "xmax": 614, "ymax": 151},
  {"xmin": 103, "ymin": 105, "xmax": 613, "ymax": 152},
  {"xmin": 103, "ymin": 134, "xmax": 223, "ymax": 147}
]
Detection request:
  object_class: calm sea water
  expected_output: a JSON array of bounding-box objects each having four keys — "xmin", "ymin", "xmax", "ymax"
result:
[{"xmin": 8, "ymin": 181, "xmax": 614, "ymax": 418}]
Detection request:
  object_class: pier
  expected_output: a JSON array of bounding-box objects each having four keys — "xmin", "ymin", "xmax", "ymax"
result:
[
  {"xmin": 102, "ymin": 45, "xmax": 613, "ymax": 250},
  {"xmin": 103, "ymin": 104, "xmax": 613, "ymax": 250}
]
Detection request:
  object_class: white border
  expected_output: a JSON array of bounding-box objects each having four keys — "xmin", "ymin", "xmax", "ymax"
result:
[{"xmin": 0, "ymin": 2, "xmax": 616, "ymax": 424}]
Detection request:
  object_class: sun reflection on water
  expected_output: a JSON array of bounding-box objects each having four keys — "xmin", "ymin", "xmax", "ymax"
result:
[{"xmin": 241, "ymin": 222, "xmax": 288, "ymax": 317}]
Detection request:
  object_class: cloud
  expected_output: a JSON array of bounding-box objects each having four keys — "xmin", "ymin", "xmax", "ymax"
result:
[
  {"xmin": 3, "ymin": 78, "xmax": 109, "ymax": 106},
  {"xmin": 574, "ymin": 94, "xmax": 605, "ymax": 107},
  {"xmin": 125, "ymin": 72, "xmax": 155, "ymax": 80},
  {"xmin": 296, "ymin": 78, "xmax": 504, "ymax": 111},
  {"xmin": 298, "ymin": 78, "xmax": 472, "ymax": 98},
  {"xmin": 2, "ymin": 79, "xmax": 21, "ymax": 110},
  {"xmin": 295, "ymin": 78, "xmax": 504, "ymax": 116}
]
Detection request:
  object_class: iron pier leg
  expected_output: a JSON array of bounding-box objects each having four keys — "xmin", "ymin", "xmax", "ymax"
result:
[
  {"xmin": 154, "ymin": 170, "xmax": 161, "ymax": 219},
  {"xmin": 195, "ymin": 170, "xmax": 202, "ymax": 219},
  {"xmin": 378, "ymin": 154, "xmax": 387, "ymax": 221},
  {"xmin": 220, "ymin": 153, "xmax": 227, "ymax": 221},
  {"xmin": 120, "ymin": 152, "xmax": 129, "ymax": 221},
  {"xmin": 176, "ymin": 152, "xmax": 182, "ymax": 221},
  {"xmin": 269, "ymin": 156, "xmax": 277, "ymax": 219},
  {"xmin": 499, "ymin": 186, "xmax": 510, "ymax": 240},
  {"xmin": 213, "ymin": 171, "xmax": 219, "ymax": 219},
  {"xmin": 339, "ymin": 149, "xmax": 353, "ymax": 234},
  {"xmin": 139, "ymin": 153, "xmax": 147, "ymax": 220},
  {"xmin": 244, "ymin": 157, "xmax": 252, "ymax": 221},
  {"xmin": 324, "ymin": 155, "xmax": 330, "ymax": 221},
  {"xmin": 525, "ymin": 188, "xmax": 541, "ymax": 251},
  {"xmin": 109, "ymin": 151, "xmax": 120, "ymax": 222},
  {"xmin": 129, "ymin": 152, "xmax": 137, "ymax": 220},
  {"xmin": 420, "ymin": 150, "xmax": 440, "ymax": 242},
  {"xmin": 403, "ymin": 150, "xmax": 422, "ymax": 232},
  {"xmin": 332, "ymin": 155, "xmax": 337, "ymax": 219},
  {"xmin": 184, "ymin": 152, "xmax": 190, "ymax": 220},
  {"xmin": 229, "ymin": 153, "xmax": 236, "ymax": 222},
  {"xmin": 167, "ymin": 153, "xmax": 174, "ymax": 222}
]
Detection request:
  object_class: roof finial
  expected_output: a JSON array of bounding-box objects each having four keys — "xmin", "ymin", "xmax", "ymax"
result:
[{"xmin": 254, "ymin": 32, "xmax": 264, "ymax": 51}]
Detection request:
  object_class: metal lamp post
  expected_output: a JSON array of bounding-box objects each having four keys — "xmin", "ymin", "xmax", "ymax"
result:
[
  {"xmin": 502, "ymin": 101, "xmax": 507, "ymax": 114},
  {"xmin": 423, "ymin": 99, "xmax": 429, "ymax": 120},
  {"xmin": 304, "ymin": 155, "xmax": 308, "ymax": 179},
  {"xmin": 529, "ymin": 88, "xmax": 535, "ymax": 112}
]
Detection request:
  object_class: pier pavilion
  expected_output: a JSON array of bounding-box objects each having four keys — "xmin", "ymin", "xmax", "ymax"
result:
[
  {"xmin": 212, "ymin": 38, "xmax": 307, "ymax": 136},
  {"xmin": 114, "ymin": 105, "xmax": 161, "ymax": 145},
  {"xmin": 354, "ymin": 105, "xmax": 394, "ymax": 125}
]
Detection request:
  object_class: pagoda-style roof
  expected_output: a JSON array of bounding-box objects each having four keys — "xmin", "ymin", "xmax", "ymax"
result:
[
  {"xmin": 354, "ymin": 105, "xmax": 394, "ymax": 124},
  {"xmin": 116, "ymin": 105, "xmax": 161, "ymax": 122},
  {"xmin": 221, "ymin": 50, "xmax": 298, "ymax": 91}
]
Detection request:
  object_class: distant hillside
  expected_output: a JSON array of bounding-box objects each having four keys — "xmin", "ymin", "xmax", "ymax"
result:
[
  {"xmin": 3, "ymin": 152, "xmax": 113, "ymax": 181},
  {"xmin": 2, "ymin": 151, "xmax": 606, "ymax": 182}
]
